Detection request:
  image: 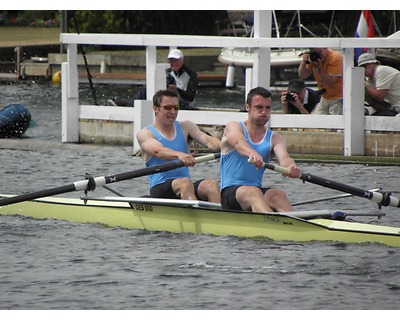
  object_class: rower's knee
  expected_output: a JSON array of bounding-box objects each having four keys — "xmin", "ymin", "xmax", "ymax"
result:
[
  {"xmin": 197, "ymin": 179, "xmax": 220, "ymax": 203},
  {"xmin": 265, "ymin": 189, "xmax": 289, "ymax": 203},
  {"xmin": 172, "ymin": 177, "xmax": 195, "ymax": 199},
  {"xmin": 264, "ymin": 188, "xmax": 292, "ymax": 211}
]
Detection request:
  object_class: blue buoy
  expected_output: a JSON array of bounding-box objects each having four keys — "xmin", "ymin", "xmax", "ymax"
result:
[{"xmin": 0, "ymin": 104, "xmax": 32, "ymax": 138}]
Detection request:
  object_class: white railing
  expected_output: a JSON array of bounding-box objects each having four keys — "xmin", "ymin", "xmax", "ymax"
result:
[{"xmin": 60, "ymin": 10, "xmax": 400, "ymax": 156}]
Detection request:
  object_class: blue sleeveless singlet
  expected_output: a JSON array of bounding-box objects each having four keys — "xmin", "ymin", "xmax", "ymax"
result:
[
  {"xmin": 220, "ymin": 121, "xmax": 273, "ymax": 189},
  {"xmin": 146, "ymin": 122, "xmax": 190, "ymax": 188}
]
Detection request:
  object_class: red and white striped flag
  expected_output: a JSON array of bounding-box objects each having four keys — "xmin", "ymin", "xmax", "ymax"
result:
[{"xmin": 354, "ymin": 10, "xmax": 375, "ymax": 63}]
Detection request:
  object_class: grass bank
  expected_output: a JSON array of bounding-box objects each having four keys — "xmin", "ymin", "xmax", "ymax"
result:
[{"xmin": 0, "ymin": 26, "xmax": 60, "ymax": 47}]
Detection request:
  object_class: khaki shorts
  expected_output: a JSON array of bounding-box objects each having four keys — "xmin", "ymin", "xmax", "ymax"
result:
[{"xmin": 312, "ymin": 98, "xmax": 343, "ymax": 115}]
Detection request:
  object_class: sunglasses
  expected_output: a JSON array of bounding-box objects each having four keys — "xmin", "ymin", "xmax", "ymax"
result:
[{"xmin": 160, "ymin": 104, "xmax": 179, "ymax": 111}]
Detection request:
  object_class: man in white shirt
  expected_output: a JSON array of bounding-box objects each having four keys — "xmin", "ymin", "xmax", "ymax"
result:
[{"xmin": 358, "ymin": 52, "xmax": 400, "ymax": 116}]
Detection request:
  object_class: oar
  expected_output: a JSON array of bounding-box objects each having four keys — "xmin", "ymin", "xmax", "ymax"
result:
[
  {"xmin": 0, "ymin": 153, "xmax": 220, "ymax": 207},
  {"xmin": 249, "ymin": 160, "xmax": 400, "ymax": 208},
  {"xmin": 292, "ymin": 193, "xmax": 354, "ymax": 206},
  {"xmin": 292, "ymin": 189, "xmax": 380, "ymax": 206}
]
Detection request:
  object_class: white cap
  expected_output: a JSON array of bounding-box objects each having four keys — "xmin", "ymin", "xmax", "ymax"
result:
[
  {"xmin": 168, "ymin": 49, "xmax": 183, "ymax": 60},
  {"xmin": 358, "ymin": 53, "xmax": 379, "ymax": 66}
]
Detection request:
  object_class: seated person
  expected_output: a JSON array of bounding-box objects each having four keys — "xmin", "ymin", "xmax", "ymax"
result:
[
  {"xmin": 165, "ymin": 49, "xmax": 198, "ymax": 110},
  {"xmin": 136, "ymin": 89, "xmax": 220, "ymax": 203},
  {"xmin": 358, "ymin": 52, "xmax": 400, "ymax": 116},
  {"xmin": 108, "ymin": 49, "xmax": 198, "ymax": 109},
  {"xmin": 281, "ymin": 79, "xmax": 321, "ymax": 114}
]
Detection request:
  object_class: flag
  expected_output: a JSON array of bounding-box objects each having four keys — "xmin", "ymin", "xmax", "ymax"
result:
[{"xmin": 354, "ymin": 10, "xmax": 376, "ymax": 64}]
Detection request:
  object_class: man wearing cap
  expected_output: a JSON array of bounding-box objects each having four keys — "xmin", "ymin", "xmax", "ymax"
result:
[
  {"xmin": 281, "ymin": 79, "xmax": 321, "ymax": 114},
  {"xmin": 107, "ymin": 49, "xmax": 198, "ymax": 109},
  {"xmin": 298, "ymin": 48, "xmax": 343, "ymax": 115},
  {"xmin": 166, "ymin": 49, "xmax": 198, "ymax": 110},
  {"xmin": 358, "ymin": 52, "xmax": 400, "ymax": 116}
]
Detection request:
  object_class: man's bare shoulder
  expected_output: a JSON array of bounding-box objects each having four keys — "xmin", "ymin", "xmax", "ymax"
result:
[
  {"xmin": 271, "ymin": 131, "xmax": 287, "ymax": 146},
  {"xmin": 136, "ymin": 126, "xmax": 154, "ymax": 139},
  {"xmin": 225, "ymin": 120, "xmax": 241, "ymax": 128}
]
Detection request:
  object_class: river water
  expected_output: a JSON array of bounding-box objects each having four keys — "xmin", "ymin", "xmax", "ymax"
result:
[{"xmin": 0, "ymin": 81, "xmax": 400, "ymax": 312}]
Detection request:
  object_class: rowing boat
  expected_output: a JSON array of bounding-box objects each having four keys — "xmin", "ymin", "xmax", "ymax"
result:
[
  {"xmin": 0, "ymin": 194, "xmax": 399, "ymax": 247},
  {"xmin": 1, "ymin": 153, "xmax": 399, "ymax": 247}
]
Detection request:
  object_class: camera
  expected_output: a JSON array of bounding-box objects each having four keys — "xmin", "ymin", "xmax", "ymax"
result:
[
  {"xmin": 285, "ymin": 91, "xmax": 295, "ymax": 102},
  {"xmin": 309, "ymin": 51, "xmax": 321, "ymax": 62},
  {"xmin": 166, "ymin": 73, "xmax": 176, "ymax": 86}
]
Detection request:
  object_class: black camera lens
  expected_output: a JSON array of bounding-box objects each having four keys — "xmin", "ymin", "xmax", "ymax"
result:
[
  {"xmin": 309, "ymin": 51, "xmax": 321, "ymax": 62},
  {"xmin": 166, "ymin": 74, "xmax": 176, "ymax": 86},
  {"xmin": 286, "ymin": 91, "xmax": 295, "ymax": 102}
]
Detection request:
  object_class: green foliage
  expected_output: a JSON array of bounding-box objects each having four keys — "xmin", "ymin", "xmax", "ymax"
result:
[
  {"xmin": 70, "ymin": 10, "xmax": 228, "ymax": 35},
  {"xmin": 12, "ymin": 10, "xmax": 59, "ymax": 26}
]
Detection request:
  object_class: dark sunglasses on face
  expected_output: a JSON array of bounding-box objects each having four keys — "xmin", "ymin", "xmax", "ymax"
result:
[{"xmin": 160, "ymin": 104, "xmax": 179, "ymax": 111}]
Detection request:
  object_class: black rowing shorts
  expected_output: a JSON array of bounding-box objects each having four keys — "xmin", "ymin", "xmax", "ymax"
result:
[
  {"xmin": 221, "ymin": 185, "xmax": 270, "ymax": 211},
  {"xmin": 150, "ymin": 178, "xmax": 204, "ymax": 199}
]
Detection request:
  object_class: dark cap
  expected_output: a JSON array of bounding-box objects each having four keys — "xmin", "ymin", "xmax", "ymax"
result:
[{"xmin": 287, "ymin": 79, "xmax": 306, "ymax": 93}]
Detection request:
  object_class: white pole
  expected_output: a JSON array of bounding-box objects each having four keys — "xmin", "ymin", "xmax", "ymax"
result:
[{"xmin": 225, "ymin": 65, "xmax": 235, "ymax": 88}]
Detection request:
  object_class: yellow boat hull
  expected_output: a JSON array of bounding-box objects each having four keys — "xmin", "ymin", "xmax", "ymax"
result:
[{"xmin": 1, "ymin": 195, "xmax": 399, "ymax": 247}]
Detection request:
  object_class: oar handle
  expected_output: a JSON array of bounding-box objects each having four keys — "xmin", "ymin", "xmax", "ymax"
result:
[
  {"xmin": 194, "ymin": 153, "xmax": 221, "ymax": 164},
  {"xmin": 250, "ymin": 160, "xmax": 400, "ymax": 209},
  {"xmin": 262, "ymin": 162, "xmax": 289, "ymax": 175}
]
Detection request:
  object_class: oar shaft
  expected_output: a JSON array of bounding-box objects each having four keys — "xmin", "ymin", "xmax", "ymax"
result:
[
  {"xmin": 262, "ymin": 162, "xmax": 400, "ymax": 208},
  {"xmin": 103, "ymin": 153, "xmax": 218, "ymax": 184},
  {"xmin": 0, "ymin": 153, "xmax": 220, "ymax": 207},
  {"xmin": 0, "ymin": 184, "xmax": 77, "ymax": 206},
  {"xmin": 292, "ymin": 189, "xmax": 380, "ymax": 206}
]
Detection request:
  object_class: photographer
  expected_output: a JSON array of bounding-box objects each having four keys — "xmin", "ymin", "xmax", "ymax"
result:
[
  {"xmin": 281, "ymin": 79, "xmax": 321, "ymax": 114},
  {"xmin": 107, "ymin": 49, "xmax": 198, "ymax": 109},
  {"xmin": 298, "ymin": 48, "xmax": 343, "ymax": 115},
  {"xmin": 166, "ymin": 49, "xmax": 198, "ymax": 110}
]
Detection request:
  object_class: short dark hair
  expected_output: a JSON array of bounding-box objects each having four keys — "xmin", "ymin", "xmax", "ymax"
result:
[
  {"xmin": 287, "ymin": 79, "xmax": 306, "ymax": 93},
  {"xmin": 153, "ymin": 89, "xmax": 179, "ymax": 107},
  {"xmin": 246, "ymin": 86, "xmax": 272, "ymax": 106}
]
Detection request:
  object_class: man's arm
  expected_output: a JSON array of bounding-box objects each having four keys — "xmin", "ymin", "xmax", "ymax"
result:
[
  {"xmin": 271, "ymin": 133, "xmax": 301, "ymax": 178},
  {"xmin": 182, "ymin": 121, "xmax": 220, "ymax": 152},
  {"xmin": 365, "ymin": 85, "xmax": 388, "ymax": 102},
  {"xmin": 298, "ymin": 53, "xmax": 313, "ymax": 79},
  {"xmin": 281, "ymin": 92, "xmax": 290, "ymax": 114}
]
